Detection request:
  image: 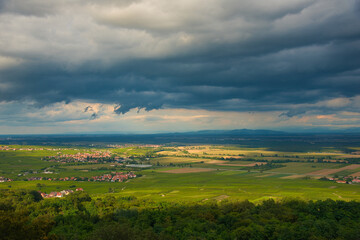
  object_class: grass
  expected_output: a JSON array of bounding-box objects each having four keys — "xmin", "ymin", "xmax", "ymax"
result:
[
  {"xmin": 1, "ymin": 144, "xmax": 360, "ymax": 203},
  {"xmin": 0, "ymin": 151, "xmax": 52, "ymax": 176},
  {"xmin": 269, "ymin": 162, "xmax": 345, "ymax": 174},
  {"xmin": 334, "ymin": 168, "xmax": 360, "ymax": 177},
  {"xmin": 2, "ymin": 170, "xmax": 359, "ymax": 202},
  {"xmin": 151, "ymin": 156, "xmax": 204, "ymax": 164}
]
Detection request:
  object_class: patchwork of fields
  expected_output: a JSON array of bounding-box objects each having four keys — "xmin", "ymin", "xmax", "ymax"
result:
[{"xmin": 0, "ymin": 144, "xmax": 360, "ymax": 202}]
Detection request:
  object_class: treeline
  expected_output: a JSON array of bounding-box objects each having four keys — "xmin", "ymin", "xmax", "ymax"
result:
[
  {"xmin": 345, "ymin": 158, "xmax": 360, "ymax": 164},
  {"xmin": 1, "ymin": 189, "xmax": 360, "ymax": 239},
  {"xmin": 159, "ymin": 154, "xmax": 352, "ymax": 164},
  {"xmin": 245, "ymin": 162, "xmax": 286, "ymax": 171}
]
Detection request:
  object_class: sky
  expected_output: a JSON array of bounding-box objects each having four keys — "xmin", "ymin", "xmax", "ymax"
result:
[{"xmin": 0, "ymin": 0, "xmax": 360, "ymax": 134}]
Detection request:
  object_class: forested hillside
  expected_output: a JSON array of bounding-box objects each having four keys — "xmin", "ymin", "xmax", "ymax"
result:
[{"xmin": 1, "ymin": 189, "xmax": 359, "ymax": 240}]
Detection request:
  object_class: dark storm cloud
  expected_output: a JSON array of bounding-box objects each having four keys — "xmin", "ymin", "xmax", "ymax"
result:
[
  {"xmin": 90, "ymin": 113, "xmax": 98, "ymax": 120},
  {"xmin": 84, "ymin": 106, "xmax": 93, "ymax": 113},
  {"xmin": 0, "ymin": 0, "xmax": 360, "ymax": 116},
  {"xmin": 279, "ymin": 109, "xmax": 307, "ymax": 118}
]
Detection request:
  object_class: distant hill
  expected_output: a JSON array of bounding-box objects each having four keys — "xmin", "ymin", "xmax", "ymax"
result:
[
  {"xmin": 182, "ymin": 129, "xmax": 287, "ymax": 136},
  {"xmin": 1, "ymin": 129, "xmax": 360, "ymax": 149}
]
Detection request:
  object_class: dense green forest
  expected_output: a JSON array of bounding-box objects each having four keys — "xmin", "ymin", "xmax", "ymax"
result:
[{"xmin": 0, "ymin": 189, "xmax": 359, "ymax": 240}]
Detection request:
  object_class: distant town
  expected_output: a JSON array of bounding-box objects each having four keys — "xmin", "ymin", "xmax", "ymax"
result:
[
  {"xmin": 8, "ymin": 171, "xmax": 137, "ymax": 183},
  {"xmin": 42, "ymin": 151, "xmax": 115, "ymax": 163},
  {"xmin": 40, "ymin": 187, "xmax": 84, "ymax": 198}
]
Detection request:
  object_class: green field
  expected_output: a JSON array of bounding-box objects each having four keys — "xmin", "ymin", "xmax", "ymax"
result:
[
  {"xmin": 265, "ymin": 162, "xmax": 344, "ymax": 174},
  {"xmin": 2, "ymin": 168, "xmax": 360, "ymax": 202},
  {"xmin": 1, "ymin": 143, "xmax": 360, "ymax": 240},
  {"xmin": 0, "ymin": 144, "xmax": 359, "ymax": 202}
]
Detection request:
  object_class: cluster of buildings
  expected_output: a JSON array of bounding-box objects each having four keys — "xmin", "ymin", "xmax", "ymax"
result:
[
  {"xmin": 0, "ymin": 146, "xmax": 38, "ymax": 151},
  {"xmin": 324, "ymin": 176, "xmax": 360, "ymax": 184},
  {"xmin": 27, "ymin": 177, "xmax": 45, "ymax": 181},
  {"xmin": 43, "ymin": 151, "xmax": 114, "ymax": 163},
  {"xmin": 25, "ymin": 172, "xmax": 136, "ymax": 182},
  {"xmin": 27, "ymin": 176, "xmax": 82, "ymax": 181},
  {"xmin": 107, "ymin": 144, "xmax": 162, "ymax": 148},
  {"xmin": 0, "ymin": 176, "xmax": 13, "ymax": 182},
  {"xmin": 89, "ymin": 172, "xmax": 136, "ymax": 182},
  {"xmin": 0, "ymin": 145, "xmax": 66, "ymax": 152},
  {"xmin": 40, "ymin": 188, "xmax": 83, "ymax": 198}
]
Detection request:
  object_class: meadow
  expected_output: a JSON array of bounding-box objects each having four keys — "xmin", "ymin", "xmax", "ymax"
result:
[{"xmin": 0, "ymin": 143, "xmax": 359, "ymax": 203}]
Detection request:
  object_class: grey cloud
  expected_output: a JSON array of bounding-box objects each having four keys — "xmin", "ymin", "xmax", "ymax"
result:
[
  {"xmin": 90, "ymin": 113, "xmax": 98, "ymax": 120},
  {"xmin": 84, "ymin": 106, "xmax": 93, "ymax": 113},
  {"xmin": 0, "ymin": 0, "xmax": 359, "ymax": 117},
  {"xmin": 279, "ymin": 110, "xmax": 307, "ymax": 118},
  {"xmin": 0, "ymin": 101, "xmax": 92, "ymax": 126},
  {"xmin": 84, "ymin": 106, "xmax": 99, "ymax": 119},
  {"xmin": 93, "ymin": 0, "xmax": 315, "ymax": 33},
  {"xmin": 279, "ymin": 96, "xmax": 360, "ymax": 118},
  {"xmin": 0, "ymin": 0, "xmax": 61, "ymax": 16}
]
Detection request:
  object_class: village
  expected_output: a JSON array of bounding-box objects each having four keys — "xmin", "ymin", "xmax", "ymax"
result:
[
  {"xmin": 107, "ymin": 144, "xmax": 162, "ymax": 148},
  {"xmin": 24, "ymin": 171, "xmax": 137, "ymax": 182},
  {"xmin": 0, "ymin": 146, "xmax": 40, "ymax": 151},
  {"xmin": 0, "ymin": 176, "xmax": 13, "ymax": 182},
  {"xmin": 0, "ymin": 145, "xmax": 66, "ymax": 151},
  {"xmin": 42, "ymin": 151, "xmax": 117, "ymax": 163},
  {"xmin": 40, "ymin": 187, "xmax": 84, "ymax": 198},
  {"xmin": 320, "ymin": 176, "xmax": 360, "ymax": 184}
]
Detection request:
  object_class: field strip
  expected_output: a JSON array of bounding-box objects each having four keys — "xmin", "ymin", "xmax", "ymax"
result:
[
  {"xmin": 207, "ymin": 160, "xmax": 227, "ymax": 164},
  {"xmin": 255, "ymin": 173, "xmax": 276, "ymax": 178},
  {"xmin": 214, "ymin": 169, "xmax": 300, "ymax": 175},
  {"xmin": 281, "ymin": 174, "xmax": 305, "ymax": 179},
  {"xmin": 339, "ymin": 154, "xmax": 360, "ymax": 158},
  {"xmin": 161, "ymin": 168, "xmax": 216, "ymax": 173},
  {"xmin": 216, "ymin": 162, "xmax": 265, "ymax": 167},
  {"xmin": 350, "ymin": 171, "xmax": 360, "ymax": 177},
  {"xmin": 223, "ymin": 156, "xmax": 244, "ymax": 159},
  {"xmin": 308, "ymin": 164, "xmax": 360, "ymax": 176}
]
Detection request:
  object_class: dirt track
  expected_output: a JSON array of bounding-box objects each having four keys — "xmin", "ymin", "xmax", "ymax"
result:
[{"xmin": 281, "ymin": 174, "xmax": 305, "ymax": 179}]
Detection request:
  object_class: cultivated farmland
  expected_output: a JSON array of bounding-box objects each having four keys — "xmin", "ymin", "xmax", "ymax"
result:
[{"xmin": 0, "ymin": 143, "xmax": 359, "ymax": 202}]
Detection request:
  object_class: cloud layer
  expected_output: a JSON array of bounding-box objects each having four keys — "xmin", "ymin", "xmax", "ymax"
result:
[{"xmin": 0, "ymin": 0, "xmax": 360, "ymax": 132}]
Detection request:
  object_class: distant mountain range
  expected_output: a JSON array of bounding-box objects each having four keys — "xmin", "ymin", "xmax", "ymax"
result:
[
  {"xmin": 164, "ymin": 129, "xmax": 287, "ymax": 136},
  {"xmin": 2, "ymin": 128, "xmax": 360, "ymax": 137},
  {"xmin": 1, "ymin": 128, "xmax": 360, "ymax": 148}
]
